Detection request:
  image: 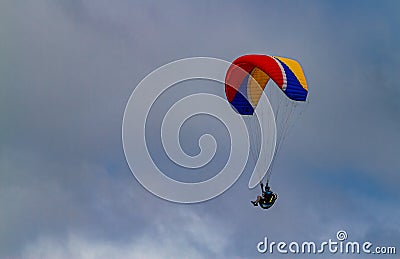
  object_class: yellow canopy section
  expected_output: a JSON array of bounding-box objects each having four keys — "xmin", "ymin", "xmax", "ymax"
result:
[
  {"xmin": 274, "ymin": 56, "xmax": 308, "ymax": 91},
  {"xmin": 247, "ymin": 67, "xmax": 270, "ymax": 107}
]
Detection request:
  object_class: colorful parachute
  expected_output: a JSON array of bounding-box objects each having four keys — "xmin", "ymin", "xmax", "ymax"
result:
[
  {"xmin": 225, "ymin": 55, "xmax": 308, "ymax": 115},
  {"xmin": 225, "ymin": 54, "xmax": 308, "ymax": 184}
]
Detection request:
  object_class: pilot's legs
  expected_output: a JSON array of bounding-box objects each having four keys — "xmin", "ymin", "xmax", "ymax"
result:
[{"xmin": 251, "ymin": 195, "xmax": 262, "ymax": 206}]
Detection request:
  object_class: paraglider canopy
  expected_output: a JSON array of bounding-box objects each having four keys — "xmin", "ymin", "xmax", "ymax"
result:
[{"xmin": 225, "ymin": 55, "xmax": 308, "ymax": 115}]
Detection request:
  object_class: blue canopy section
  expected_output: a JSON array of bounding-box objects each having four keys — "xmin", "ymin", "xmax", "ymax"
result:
[
  {"xmin": 228, "ymin": 74, "xmax": 254, "ymax": 115},
  {"xmin": 276, "ymin": 58, "xmax": 308, "ymax": 101}
]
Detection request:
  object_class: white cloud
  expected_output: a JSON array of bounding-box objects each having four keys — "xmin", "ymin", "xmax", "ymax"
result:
[{"xmin": 21, "ymin": 208, "xmax": 231, "ymax": 259}]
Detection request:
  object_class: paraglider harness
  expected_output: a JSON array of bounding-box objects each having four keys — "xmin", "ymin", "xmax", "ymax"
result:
[{"xmin": 259, "ymin": 182, "xmax": 277, "ymax": 209}]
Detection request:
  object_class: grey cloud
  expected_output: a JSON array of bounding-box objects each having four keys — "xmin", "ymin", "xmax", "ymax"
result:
[{"xmin": 1, "ymin": 1, "xmax": 399, "ymax": 258}]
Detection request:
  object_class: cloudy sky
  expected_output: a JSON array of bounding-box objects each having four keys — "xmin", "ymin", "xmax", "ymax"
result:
[{"xmin": 1, "ymin": 1, "xmax": 400, "ymax": 258}]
